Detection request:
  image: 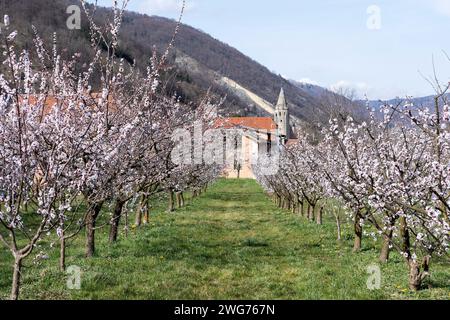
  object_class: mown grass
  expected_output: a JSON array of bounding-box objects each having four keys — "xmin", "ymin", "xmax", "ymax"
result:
[{"xmin": 0, "ymin": 179, "xmax": 449, "ymax": 300}]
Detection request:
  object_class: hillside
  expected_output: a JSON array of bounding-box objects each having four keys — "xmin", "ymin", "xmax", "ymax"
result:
[{"xmin": 2, "ymin": 0, "xmax": 361, "ymax": 128}]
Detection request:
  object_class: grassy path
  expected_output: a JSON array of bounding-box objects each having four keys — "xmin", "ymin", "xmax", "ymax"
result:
[{"xmin": 1, "ymin": 179, "xmax": 449, "ymax": 299}]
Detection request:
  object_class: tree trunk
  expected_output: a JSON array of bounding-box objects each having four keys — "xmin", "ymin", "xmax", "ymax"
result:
[
  {"xmin": 86, "ymin": 213, "xmax": 96, "ymax": 258},
  {"xmin": 180, "ymin": 192, "xmax": 185, "ymax": 207},
  {"xmin": 85, "ymin": 202, "xmax": 103, "ymax": 258},
  {"xmin": 176, "ymin": 192, "xmax": 182, "ymax": 208},
  {"xmin": 143, "ymin": 195, "xmax": 150, "ymax": 225},
  {"xmin": 10, "ymin": 256, "xmax": 23, "ymax": 300},
  {"xmin": 353, "ymin": 213, "xmax": 363, "ymax": 252},
  {"xmin": 316, "ymin": 206, "xmax": 323, "ymax": 225},
  {"xmin": 335, "ymin": 213, "xmax": 342, "ymax": 241},
  {"xmin": 308, "ymin": 204, "xmax": 315, "ymax": 222},
  {"xmin": 379, "ymin": 230, "xmax": 393, "ymax": 263},
  {"xmin": 400, "ymin": 216, "xmax": 411, "ymax": 256},
  {"xmin": 60, "ymin": 235, "xmax": 66, "ymax": 272},
  {"xmin": 109, "ymin": 199, "xmax": 126, "ymax": 243},
  {"xmin": 408, "ymin": 259, "xmax": 422, "ymax": 291},
  {"xmin": 168, "ymin": 191, "xmax": 175, "ymax": 212},
  {"xmin": 296, "ymin": 201, "xmax": 301, "ymax": 215},
  {"xmin": 297, "ymin": 201, "xmax": 302, "ymax": 215},
  {"xmin": 124, "ymin": 207, "xmax": 129, "ymax": 238},
  {"xmin": 407, "ymin": 256, "xmax": 430, "ymax": 291},
  {"xmin": 135, "ymin": 205, "xmax": 142, "ymax": 227}
]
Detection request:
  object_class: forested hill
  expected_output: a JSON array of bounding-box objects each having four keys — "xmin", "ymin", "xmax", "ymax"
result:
[{"xmin": 1, "ymin": 0, "xmax": 361, "ymax": 128}]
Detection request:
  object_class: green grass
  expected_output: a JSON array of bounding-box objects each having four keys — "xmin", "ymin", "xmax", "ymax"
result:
[{"xmin": 0, "ymin": 179, "xmax": 449, "ymax": 300}]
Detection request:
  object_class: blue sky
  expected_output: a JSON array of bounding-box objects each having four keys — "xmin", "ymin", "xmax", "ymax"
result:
[{"xmin": 91, "ymin": 0, "xmax": 450, "ymax": 100}]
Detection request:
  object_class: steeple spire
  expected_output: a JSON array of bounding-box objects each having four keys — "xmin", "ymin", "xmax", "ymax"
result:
[
  {"xmin": 276, "ymin": 88, "xmax": 287, "ymax": 110},
  {"xmin": 273, "ymin": 87, "xmax": 290, "ymax": 144}
]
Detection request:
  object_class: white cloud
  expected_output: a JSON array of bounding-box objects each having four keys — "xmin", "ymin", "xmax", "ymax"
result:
[
  {"xmin": 136, "ymin": 0, "xmax": 195, "ymax": 15},
  {"xmin": 431, "ymin": 0, "xmax": 450, "ymax": 16},
  {"xmin": 297, "ymin": 78, "xmax": 320, "ymax": 86},
  {"xmin": 330, "ymin": 80, "xmax": 371, "ymax": 98},
  {"xmin": 329, "ymin": 80, "xmax": 418, "ymax": 100}
]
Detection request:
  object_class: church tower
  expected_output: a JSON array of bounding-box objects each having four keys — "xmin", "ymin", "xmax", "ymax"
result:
[{"xmin": 274, "ymin": 88, "xmax": 290, "ymax": 144}]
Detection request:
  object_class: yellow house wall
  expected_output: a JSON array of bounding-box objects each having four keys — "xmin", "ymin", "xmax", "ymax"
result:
[{"xmin": 222, "ymin": 131, "xmax": 275, "ymax": 179}]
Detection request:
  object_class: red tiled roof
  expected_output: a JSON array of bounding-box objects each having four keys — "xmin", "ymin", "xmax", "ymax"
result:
[
  {"xmin": 18, "ymin": 95, "xmax": 59, "ymax": 115},
  {"xmin": 18, "ymin": 93, "xmax": 116, "ymax": 115},
  {"xmin": 214, "ymin": 117, "xmax": 277, "ymax": 131}
]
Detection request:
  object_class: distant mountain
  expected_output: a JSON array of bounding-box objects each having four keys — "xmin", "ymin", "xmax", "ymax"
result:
[
  {"xmin": 367, "ymin": 94, "xmax": 449, "ymax": 111},
  {"xmin": 3, "ymin": 0, "xmax": 362, "ymax": 131}
]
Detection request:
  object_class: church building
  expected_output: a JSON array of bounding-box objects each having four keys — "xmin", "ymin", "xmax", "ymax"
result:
[{"xmin": 216, "ymin": 88, "xmax": 291, "ymax": 179}]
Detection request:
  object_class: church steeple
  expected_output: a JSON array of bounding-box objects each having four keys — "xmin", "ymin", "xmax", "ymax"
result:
[
  {"xmin": 276, "ymin": 88, "xmax": 288, "ymax": 110},
  {"xmin": 274, "ymin": 88, "xmax": 290, "ymax": 144}
]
